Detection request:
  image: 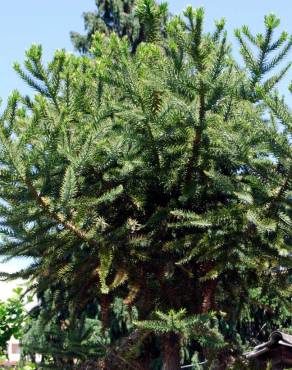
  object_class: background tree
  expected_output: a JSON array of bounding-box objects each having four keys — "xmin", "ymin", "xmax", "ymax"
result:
[
  {"xmin": 0, "ymin": 3, "xmax": 291, "ymax": 369},
  {"xmin": 0, "ymin": 288, "xmax": 27, "ymax": 356},
  {"xmin": 70, "ymin": 0, "xmax": 169, "ymax": 53},
  {"xmin": 22, "ymin": 290, "xmax": 139, "ymax": 368}
]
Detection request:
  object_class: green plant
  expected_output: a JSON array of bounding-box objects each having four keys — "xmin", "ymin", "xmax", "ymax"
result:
[
  {"xmin": 71, "ymin": 0, "xmax": 168, "ymax": 53},
  {"xmin": 0, "ymin": 288, "xmax": 27, "ymax": 355},
  {"xmin": 0, "ymin": 2, "xmax": 291, "ymax": 369}
]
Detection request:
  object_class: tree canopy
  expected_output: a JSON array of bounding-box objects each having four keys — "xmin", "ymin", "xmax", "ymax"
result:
[
  {"xmin": 0, "ymin": 288, "xmax": 26, "ymax": 355},
  {"xmin": 71, "ymin": 0, "xmax": 169, "ymax": 53},
  {"xmin": 0, "ymin": 2, "xmax": 291, "ymax": 369}
]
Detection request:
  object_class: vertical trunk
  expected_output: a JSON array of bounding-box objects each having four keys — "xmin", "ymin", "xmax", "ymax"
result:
[
  {"xmin": 200, "ymin": 278, "xmax": 218, "ymax": 313},
  {"xmin": 216, "ymin": 349, "xmax": 236, "ymax": 370},
  {"xmin": 161, "ymin": 333, "xmax": 181, "ymax": 370},
  {"xmin": 198, "ymin": 261, "xmax": 218, "ymax": 314},
  {"xmin": 100, "ymin": 294, "xmax": 112, "ymax": 330}
]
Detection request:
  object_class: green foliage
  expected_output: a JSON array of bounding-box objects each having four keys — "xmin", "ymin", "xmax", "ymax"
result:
[
  {"xmin": 136, "ymin": 0, "xmax": 168, "ymax": 43},
  {"xmin": 21, "ymin": 292, "xmax": 138, "ymax": 368},
  {"xmin": 0, "ymin": 288, "xmax": 27, "ymax": 355},
  {"xmin": 235, "ymin": 13, "xmax": 292, "ymax": 98},
  {"xmin": 0, "ymin": 4, "xmax": 291, "ymax": 369},
  {"xmin": 71, "ymin": 0, "xmax": 168, "ymax": 53},
  {"xmin": 135, "ymin": 309, "xmax": 224, "ymax": 349},
  {"xmin": 22, "ymin": 307, "xmax": 107, "ymax": 367}
]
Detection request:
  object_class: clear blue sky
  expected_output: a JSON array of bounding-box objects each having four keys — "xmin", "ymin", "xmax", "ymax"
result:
[
  {"xmin": 1, "ymin": 0, "xmax": 292, "ymax": 103},
  {"xmin": 1, "ymin": 0, "xmax": 292, "ymax": 275}
]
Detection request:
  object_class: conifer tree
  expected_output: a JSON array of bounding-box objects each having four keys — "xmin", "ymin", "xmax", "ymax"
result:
[
  {"xmin": 0, "ymin": 3, "xmax": 291, "ymax": 369},
  {"xmin": 22, "ymin": 290, "xmax": 137, "ymax": 368},
  {"xmin": 71, "ymin": 0, "xmax": 168, "ymax": 53}
]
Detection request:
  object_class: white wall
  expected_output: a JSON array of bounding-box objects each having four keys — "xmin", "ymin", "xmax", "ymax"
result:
[
  {"xmin": 7, "ymin": 337, "xmax": 21, "ymax": 363},
  {"xmin": 0, "ymin": 259, "xmax": 29, "ymax": 301}
]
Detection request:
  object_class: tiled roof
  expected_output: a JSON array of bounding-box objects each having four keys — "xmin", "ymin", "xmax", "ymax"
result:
[{"xmin": 246, "ymin": 331, "xmax": 292, "ymax": 359}]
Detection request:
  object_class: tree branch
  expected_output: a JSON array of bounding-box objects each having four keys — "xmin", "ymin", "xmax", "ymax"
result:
[
  {"xmin": 185, "ymin": 89, "xmax": 206, "ymax": 183},
  {"xmin": 25, "ymin": 178, "xmax": 99, "ymax": 248}
]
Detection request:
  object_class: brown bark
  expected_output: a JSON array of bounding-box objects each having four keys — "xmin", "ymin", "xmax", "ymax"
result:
[
  {"xmin": 102, "ymin": 330, "xmax": 150, "ymax": 370},
  {"xmin": 197, "ymin": 261, "xmax": 218, "ymax": 314},
  {"xmin": 161, "ymin": 333, "xmax": 181, "ymax": 370},
  {"xmin": 216, "ymin": 349, "xmax": 236, "ymax": 370},
  {"xmin": 200, "ymin": 278, "xmax": 218, "ymax": 313},
  {"xmin": 100, "ymin": 294, "xmax": 112, "ymax": 331}
]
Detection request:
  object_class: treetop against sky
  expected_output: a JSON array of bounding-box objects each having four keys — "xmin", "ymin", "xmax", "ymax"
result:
[{"xmin": 1, "ymin": 1, "xmax": 292, "ymax": 102}]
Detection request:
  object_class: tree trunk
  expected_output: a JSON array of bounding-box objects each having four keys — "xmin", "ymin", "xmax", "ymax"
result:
[
  {"xmin": 200, "ymin": 278, "xmax": 218, "ymax": 313},
  {"xmin": 100, "ymin": 293, "xmax": 112, "ymax": 331},
  {"xmin": 161, "ymin": 333, "xmax": 181, "ymax": 370},
  {"xmin": 216, "ymin": 349, "xmax": 236, "ymax": 370},
  {"xmin": 102, "ymin": 330, "xmax": 149, "ymax": 370}
]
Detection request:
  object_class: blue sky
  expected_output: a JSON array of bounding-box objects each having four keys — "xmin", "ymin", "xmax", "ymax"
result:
[
  {"xmin": 1, "ymin": 0, "xmax": 292, "ymax": 103},
  {"xmin": 1, "ymin": 0, "xmax": 292, "ymax": 278}
]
